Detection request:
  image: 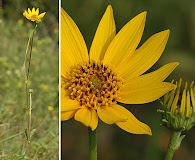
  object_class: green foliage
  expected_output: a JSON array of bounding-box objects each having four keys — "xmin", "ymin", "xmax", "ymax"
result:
[{"xmin": 0, "ymin": 7, "xmax": 58, "ymax": 159}]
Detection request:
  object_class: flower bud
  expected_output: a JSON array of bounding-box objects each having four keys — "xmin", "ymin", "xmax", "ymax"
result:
[{"xmin": 158, "ymin": 78, "xmax": 195, "ymax": 131}]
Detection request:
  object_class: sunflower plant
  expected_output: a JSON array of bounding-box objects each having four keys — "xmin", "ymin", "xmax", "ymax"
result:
[
  {"xmin": 22, "ymin": 7, "xmax": 46, "ymax": 159},
  {"xmin": 61, "ymin": 5, "xmax": 178, "ymax": 160}
]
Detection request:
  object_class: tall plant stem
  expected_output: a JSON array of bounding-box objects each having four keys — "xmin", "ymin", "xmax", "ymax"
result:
[{"xmin": 23, "ymin": 24, "xmax": 37, "ymax": 159}]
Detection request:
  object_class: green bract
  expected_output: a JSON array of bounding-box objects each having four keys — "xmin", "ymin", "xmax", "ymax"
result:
[{"xmin": 159, "ymin": 79, "xmax": 195, "ymax": 131}]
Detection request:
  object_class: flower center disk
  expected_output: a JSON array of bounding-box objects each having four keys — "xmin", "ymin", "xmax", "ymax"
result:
[
  {"xmin": 31, "ymin": 15, "xmax": 37, "ymax": 21},
  {"xmin": 64, "ymin": 62, "xmax": 123, "ymax": 109}
]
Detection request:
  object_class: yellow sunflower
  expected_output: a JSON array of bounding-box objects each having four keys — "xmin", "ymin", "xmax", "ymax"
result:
[
  {"xmin": 23, "ymin": 7, "xmax": 46, "ymax": 23},
  {"xmin": 61, "ymin": 5, "xmax": 179, "ymax": 135}
]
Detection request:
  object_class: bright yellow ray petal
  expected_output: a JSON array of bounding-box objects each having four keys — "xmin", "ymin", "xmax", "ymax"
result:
[
  {"xmin": 61, "ymin": 97, "xmax": 81, "ymax": 111},
  {"xmin": 90, "ymin": 5, "xmax": 116, "ymax": 62},
  {"xmin": 32, "ymin": 7, "xmax": 36, "ymax": 14},
  {"xmin": 61, "ymin": 8, "xmax": 89, "ymax": 77},
  {"xmin": 38, "ymin": 12, "xmax": 46, "ymax": 19},
  {"xmin": 23, "ymin": 11, "xmax": 29, "ymax": 18},
  {"xmin": 119, "ymin": 62, "xmax": 178, "ymax": 103},
  {"xmin": 116, "ymin": 107, "xmax": 152, "ymax": 135},
  {"xmin": 61, "ymin": 88, "xmax": 81, "ymax": 111},
  {"xmin": 124, "ymin": 62, "xmax": 179, "ymax": 83},
  {"xmin": 35, "ymin": 8, "xmax": 39, "ymax": 15},
  {"xmin": 119, "ymin": 82, "xmax": 176, "ymax": 104},
  {"xmin": 118, "ymin": 30, "xmax": 170, "ymax": 79},
  {"xmin": 97, "ymin": 104, "xmax": 128, "ymax": 124},
  {"xmin": 28, "ymin": 8, "xmax": 31, "ymax": 14},
  {"xmin": 61, "ymin": 110, "xmax": 76, "ymax": 121},
  {"xmin": 103, "ymin": 11, "xmax": 146, "ymax": 68},
  {"xmin": 75, "ymin": 107, "xmax": 98, "ymax": 131}
]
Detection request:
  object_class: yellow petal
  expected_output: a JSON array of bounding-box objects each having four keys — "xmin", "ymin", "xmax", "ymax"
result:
[
  {"xmin": 103, "ymin": 12, "xmax": 146, "ymax": 68},
  {"xmin": 23, "ymin": 11, "xmax": 29, "ymax": 17},
  {"xmin": 119, "ymin": 82, "xmax": 176, "ymax": 104},
  {"xmin": 61, "ymin": 8, "xmax": 89, "ymax": 77},
  {"xmin": 186, "ymin": 90, "xmax": 191, "ymax": 117},
  {"xmin": 32, "ymin": 7, "xmax": 36, "ymax": 14},
  {"xmin": 28, "ymin": 8, "xmax": 31, "ymax": 14},
  {"xmin": 90, "ymin": 5, "xmax": 116, "ymax": 62},
  {"xmin": 97, "ymin": 104, "xmax": 128, "ymax": 124},
  {"xmin": 35, "ymin": 8, "xmax": 39, "ymax": 15},
  {"xmin": 119, "ymin": 62, "xmax": 178, "ymax": 104},
  {"xmin": 61, "ymin": 89, "xmax": 81, "ymax": 111},
  {"xmin": 127, "ymin": 62, "xmax": 178, "ymax": 83},
  {"xmin": 116, "ymin": 107, "xmax": 152, "ymax": 135},
  {"xmin": 180, "ymin": 84, "xmax": 186, "ymax": 114},
  {"xmin": 75, "ymin": 107, "xmax": 98, "ymax": 131},
  {"xmin": 38, "ymin": 12, "xmax": 46, "ymax": 19},
  {"xmin": 61, "ymin": 96, "xmax": 81, "ymax": 112},
  {"xmin": 190, "ymin": 87, "xmax": 195, "ymax": 112},
  {"xmin": 61, "ymin": 82, "xmax": 80, "ymax": 121},
  {"xmin": 61, "ymin": 110, "xmax": 76, "ymax": 121},
  {"xmin": 118, "ymin": 30, "xmax": 170, "ymax": 79}
]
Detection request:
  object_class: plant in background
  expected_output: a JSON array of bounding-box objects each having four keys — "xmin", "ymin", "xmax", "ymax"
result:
[
  {"xmin": 61, "ymin": 5, "xmax": 178, "ymax": 160},
  {"xmin": 23, "ymin": 7, "xmax": 46, "ymax": 159},
  {"xmin": 158, "ymin": 78, "xmax": 195, "ymax": 160}
]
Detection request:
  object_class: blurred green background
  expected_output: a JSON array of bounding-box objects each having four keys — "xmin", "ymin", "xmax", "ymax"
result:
[
  {"xmin": 61, "ymin": 0, "xmax": 195, "ymax": 160},
  {"xmin": 0, "ymin": 0, "xmax": 59, "ymax": 159}
]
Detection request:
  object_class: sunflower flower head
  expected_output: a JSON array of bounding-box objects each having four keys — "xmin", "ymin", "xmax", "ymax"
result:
[
  {"xmin": 61, "ymin": 5, "xmax": 179, "ymax": 135},
  {"xmin": 23, "ymin": 7, "xmax": 46, "ymax": 23},
  {"xmin": 159, "ymin": 79, "xmax": 195, "ymax": 131}
]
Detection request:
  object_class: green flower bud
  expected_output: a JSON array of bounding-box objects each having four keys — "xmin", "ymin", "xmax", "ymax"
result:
[{"xmin": 158, "ymin": 78, "xmax": 195, "ymax": 131}]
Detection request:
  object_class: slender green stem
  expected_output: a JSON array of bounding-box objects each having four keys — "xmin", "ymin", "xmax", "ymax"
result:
[
  {"xmin": 88, "ymin": 128, "xmax": 97, "ymax": 160},
  {"xmin": 28, "ymin": 89, "xmax": 33, "ymax": 141},
  {"xmin": 24, "ymin": 24, "xmax": 38, "ymax": 111},
  {"xmin": 27, "ymin": 89, "xmax": 33, "ymax": 159},
  {"xmin": 164, "ymin": 131, "xmax": 183, "ymax": 160},
  {"xmin": 26, "ymin": 24, "xmax": 38, "ymax": 80},
  {"xmin": 26, "ymin": 24, "xmax": 37, "ymax": 79},
  {"xmin": 23, "ymin": 23, "xmax": 38, "ymax": 160},
  {"xmin": 23, "ymin": 24, "xmax": 37, "ymax": 78}
]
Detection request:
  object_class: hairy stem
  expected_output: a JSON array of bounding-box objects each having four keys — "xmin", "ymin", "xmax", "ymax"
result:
[{"xmin": 164, "ymin": 131, "xmax": 184, "ymax": 160}]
